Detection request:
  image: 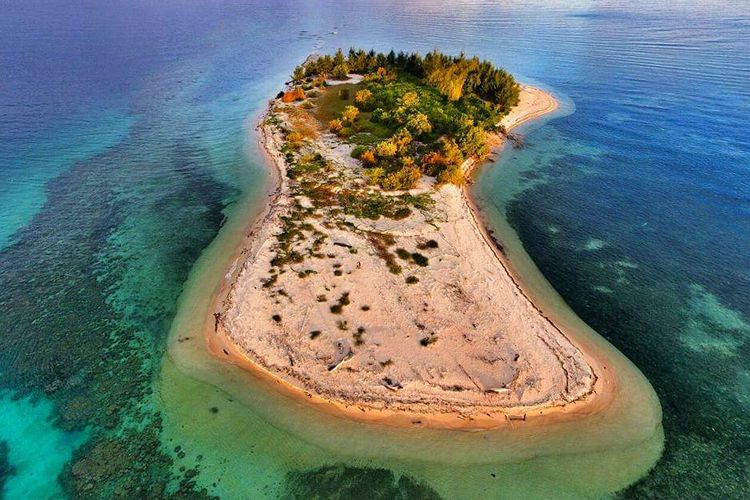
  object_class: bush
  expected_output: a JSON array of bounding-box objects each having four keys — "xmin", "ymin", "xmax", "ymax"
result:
[
  {"xmin": 400, "ymin": 91, "xmax": 419, "ymax": 108},
  {"xmin": 354, "ymin": 89, "xmax": 373, "ymax": 110},
  {"xmin": 411, "ymin": 252, "xmax": 429, "ymax": 266},
  {"xmin": 374, "ymin": 140, "xmax": 397, "ymax": 158},
  {"xmin": 364, "ymin": 167, "xmax": 386, "ymax": 184},
  {"xmin": 329, "ymin": 119, "xmax": 343, "ymax": 133},
  {"xmin": 291, "ymin": 65, "xmax": 306, "ymax": 84},
  {"xmin": 381, "ymin": 165, "xmax": 422, "ymax": 191},
  {"xmin": 437, "ymin": 164, "xmax": 464, "ymax": 185},
  {"xmin": 341, "ymin": 105, "xmax": 360, "ymax": 124},
  {"xmin": 395, "ymin": 248, "xmax": 411, "ymax": 260},
  {"xmin": 406, "ymin": 112, "xmax": 432, "ymax": 136},
  {"xmin": 405, "ymin": 275, "xmax": 419, "ymax": 284},
  {"xmin": 351, "ymin": 145, "xmax": 368, "ymax": 159},
  {"xmin": 281, "ymin": 87, "xmax": 306, "ymax": 103},
  {"xmin": 360, "ymin": 150, "xmax": 377, "ymax": 166}
]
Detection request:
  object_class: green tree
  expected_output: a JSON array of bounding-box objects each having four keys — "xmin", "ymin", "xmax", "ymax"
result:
[
  {"xmin": 292, "ymin": 65, "xmax": 306, "ymax": 84},
  {"xmin": 332, "ymin": 63, "xmax": 350, "ymax": 80},
  {"xmin": 458, "ymin": 126, "xmax": 488, "ymax": 158}
]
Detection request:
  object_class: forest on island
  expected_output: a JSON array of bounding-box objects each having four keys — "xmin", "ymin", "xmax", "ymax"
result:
[{"xmin": 284, "ymin": 48, "xmax": 521, "ymax": 190}]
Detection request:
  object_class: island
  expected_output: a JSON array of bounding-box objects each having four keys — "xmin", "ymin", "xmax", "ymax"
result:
[{"xmin": 205, "ymin": 49, "xmax": 612, "ymax": 429}]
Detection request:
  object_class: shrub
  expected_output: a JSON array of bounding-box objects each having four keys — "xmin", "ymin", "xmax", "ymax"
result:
[
  {"xmin": 411, "ymin": 252, "xmax": 429, "ymax": 266},
  {"xmin": 417, "ymin": 239, "xmax": 439, "ymax": 250},
  {"xmin": 405, "ymin": 275, "xmax": 419, "ymax": 284},
  {"xmin": 364, "ymin": 167, "xmax": 386, "ymax": 184},
  {"xmin": 406, "ymin": 112, "xmax": 432, "ymax": 136},
  {"xmin": 400, "ymin": 91, "xmax": 419, "ymax": 108},
  {"xmin": 272, "ymin": 314, "xmax": 282, "ymax": 323},
  {"xmin": 437, "ymin": 164, "xmax": 464, "ymax": 185},
  {"xmin": 329, "ymin": 119, "xmax": 343, "ymax": 133},
  {"xmin": 351, "ymin": 145, "xmax": 368, "ymax": 159},
  {"xmin": 360, "ymin": 150, "xmax": 377, "ymax": 166},
  {"xmin": 420, "ymin": 336, "xmax": 438, "ymax": 346},
  {"xmin": 281, "ymin": 87, "xmax": 305, "ymax": 103},
  {"xmin": 374, "ymin": 140, "xmax": 397, "ymax": 158},
  {"xmin": 395, "ymin": 248, "xmax": 411, "ymax": 260},
  {"xmin": 291, "ymin": 65, "xmax": 306, "ymax": 84},
  {"xmin": 440, "ymin": 138, "xmax": 464, "ymax": 165},
  {"xmin": 341, "ymin": 105, "xmax": 360, "ymax": 124},
  {"xmin": 354, "ymin": 89, "xmax": 373, "ymax": 109},
  {"xmin": 381, "ymin": 165, "xmax": 422, "ymax": 191},
  {"xmin": 287, "ymin": 131, "xmax": 303, "ymax": 143}
]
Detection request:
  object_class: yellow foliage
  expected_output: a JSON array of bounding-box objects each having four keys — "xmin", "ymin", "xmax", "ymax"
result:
[
  {"xmin": 329, "ymin": 119, "xmax": 343, "ymax": 133},
  {"xmin": 341, "ymin": 105, "xmax": 360, "ymax": 124}
]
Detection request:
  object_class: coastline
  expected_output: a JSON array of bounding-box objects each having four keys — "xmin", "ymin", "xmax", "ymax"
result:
[{"xmin": 204, "ymin": 85, "xmax": 617, "ymax": 430}]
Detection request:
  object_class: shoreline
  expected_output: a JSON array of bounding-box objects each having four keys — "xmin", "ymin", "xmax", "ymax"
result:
[{"xmin": 204, "ymin": 85, "xmax": 618, "ymax": 430}]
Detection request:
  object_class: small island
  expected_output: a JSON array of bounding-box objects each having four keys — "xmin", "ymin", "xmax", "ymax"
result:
[{"xmin": 207, "ymin": 49, "xmax": 607, "ymax": 428}]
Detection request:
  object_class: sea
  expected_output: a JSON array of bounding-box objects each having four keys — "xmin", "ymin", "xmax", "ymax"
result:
[{"xmin": 0, "ymin": 0, "xmax": 748, "ymax": 498}]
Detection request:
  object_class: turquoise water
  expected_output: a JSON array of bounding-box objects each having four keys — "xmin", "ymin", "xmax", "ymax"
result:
[{"xmin": 0, "ymin": 0, "xmax": 747, "ymax": 497}]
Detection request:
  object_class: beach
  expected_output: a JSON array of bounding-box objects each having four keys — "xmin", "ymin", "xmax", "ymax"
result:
[{"xmin": 202, "ymin": 82, "xmax": 621, "ymax": 429}]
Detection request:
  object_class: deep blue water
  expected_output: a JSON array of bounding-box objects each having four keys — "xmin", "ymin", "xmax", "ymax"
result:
[{"xmin": 1, "ymin": 0, "xmax": 748, "ymax": 497}]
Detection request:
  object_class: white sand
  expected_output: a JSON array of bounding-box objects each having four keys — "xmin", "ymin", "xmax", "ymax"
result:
[{"xmin": 206, "ymin": 85, "xmax": 608, "ymax": 427}]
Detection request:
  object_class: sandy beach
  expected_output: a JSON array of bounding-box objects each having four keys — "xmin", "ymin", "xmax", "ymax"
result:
[{"xmin": 204, "ymin": 83, "xmax": 619, "ymax": 429}]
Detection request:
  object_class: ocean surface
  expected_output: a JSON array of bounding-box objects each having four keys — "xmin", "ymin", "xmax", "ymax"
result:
[{"xmin": 1, "ymin": 0, "xmax": 748, "ymax": 498}]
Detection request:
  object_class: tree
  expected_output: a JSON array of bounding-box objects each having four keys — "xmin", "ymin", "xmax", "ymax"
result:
[
  {"xmin": 291, "ymin": 65, "xmax": 306, "ymax": 84},
  {"xmin": 437, "ymin": 165, "xmax": 464, "ymax": 185},
  {"xmin": 458, "ymin": 126, "xmax": 488, "ymax": 158},
  {"xmin": 439, "ymin": 138, "xmax": 464, "ymax": 165},
  {"xmin": 341, "ymin": 105, "xmax": 359, "ymax": 124},
  {"xmin": 333, "ymin": 48, "xmax": 346, "ymax": 67},
  {"xmin": 332, "ymin": 63, "xmax": 350, "ymax": 80}
]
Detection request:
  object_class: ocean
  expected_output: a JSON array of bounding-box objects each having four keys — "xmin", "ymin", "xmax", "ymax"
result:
[{"xmin": 0, "ymin": 0, "xmax": 748, "ymax": 498}]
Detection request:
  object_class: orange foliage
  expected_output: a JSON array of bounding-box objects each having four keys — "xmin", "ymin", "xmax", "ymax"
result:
[
  {"xmin": 360, "ymin": 150, "xmax": 377, "ymax": 166},
  {"xmin": 281, "ymin": 87, "xmax": 306, "ymax": 103}
]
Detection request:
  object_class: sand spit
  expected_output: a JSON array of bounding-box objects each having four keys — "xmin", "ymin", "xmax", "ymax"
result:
[{"xmin": 206, "ymin": 84, "xmax": 616, "ymax": 429}]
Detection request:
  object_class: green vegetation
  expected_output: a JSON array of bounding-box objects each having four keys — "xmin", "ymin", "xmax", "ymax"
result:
[{"xmin": 299, "ymin": 48, "xmax": 519, "ymax": 191}]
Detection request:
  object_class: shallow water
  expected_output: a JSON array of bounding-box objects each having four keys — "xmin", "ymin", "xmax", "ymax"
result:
[{"xmin": 1, "ymin": 0, "xmax": 748, "ymax": 498}]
